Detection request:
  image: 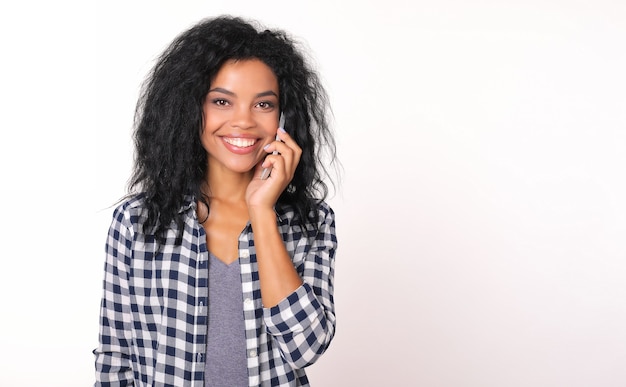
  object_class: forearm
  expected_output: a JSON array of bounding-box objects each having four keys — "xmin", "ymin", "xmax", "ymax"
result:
[
  {"xmin": 249, "ymin": 207, "xmax": 303, "ymax": 307},
  {"xmin": 254, "ymin": 203, "xmax": 337, "ymax": 369}
]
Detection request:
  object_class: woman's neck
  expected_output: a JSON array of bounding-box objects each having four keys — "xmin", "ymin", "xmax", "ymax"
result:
[{"xmin": 204, "ymin": 166, "xmax": 253, "ymax": 203}]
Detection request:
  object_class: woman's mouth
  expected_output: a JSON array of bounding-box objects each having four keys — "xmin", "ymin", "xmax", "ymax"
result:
[
  {"xmin": 223, "ymin": 137, "xmax": 257, "ymax": 148},
  {"xmin": 221, "ymin": 136, "xmax": 260, "ymax": 155}
]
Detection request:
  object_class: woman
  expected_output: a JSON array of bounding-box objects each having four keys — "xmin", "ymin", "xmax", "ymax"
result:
[{"xmin": 94, "ymin": 15, "xmax": 338, "ymax": 386}]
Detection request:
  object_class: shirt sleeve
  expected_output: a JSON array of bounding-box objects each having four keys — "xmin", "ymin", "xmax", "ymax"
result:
[
  {"xmin": 93, "ymin": 205, "xmax": 135, "ymax": 386},
  {"xmin": 262, "ymin": 203, "xmax": 337, "ymax": 369}
]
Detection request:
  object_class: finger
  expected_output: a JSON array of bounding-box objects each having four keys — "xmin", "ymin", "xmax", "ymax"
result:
[
  {"xmin": 260, "ymin": 153, "xmax": 276, "ymax": 169},
  {"xmin": 263, "ymin": 141, "xmax": 292, "ymax": 168},
  {"xmin": 258, "ymin": 155, "xmax": 284, "ymax": 180},
  {"xmin": 275, "ymin": 128, "xmax": 300, "ymax": 151},
  {"xmin": 266, "ymin": 142, "xmax": 299, "ymax": 178},
  {"xmin": 272, "ymin": 131, "xmax": 301, "ymax": 162}
]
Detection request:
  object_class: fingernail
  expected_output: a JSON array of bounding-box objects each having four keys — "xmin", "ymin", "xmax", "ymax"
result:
[
  {"xmin": 279, "ymin": 127, "xmax": 287, "ymax": 133},
  {"xmin": 263, "ymin": 144, "xmax": 271, "ymax": 150}
]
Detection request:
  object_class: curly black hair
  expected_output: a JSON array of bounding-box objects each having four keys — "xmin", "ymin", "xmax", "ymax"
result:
[{"xmin": 127, "ymin": 15, "xmax": 337, "ymax": 238}]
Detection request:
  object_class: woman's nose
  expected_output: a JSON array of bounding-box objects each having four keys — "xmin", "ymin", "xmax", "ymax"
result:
[{"xmin": 230, "ymin": 107, "xmax": 254, "ymax": 130}]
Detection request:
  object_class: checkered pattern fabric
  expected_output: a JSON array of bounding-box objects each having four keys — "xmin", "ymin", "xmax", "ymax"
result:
[{"xmin": 94, "ymin": 194, "xmax": 337, "ymax": 386}]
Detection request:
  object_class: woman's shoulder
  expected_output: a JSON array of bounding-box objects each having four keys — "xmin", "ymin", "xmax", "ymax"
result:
[
  {"xmin": 314, "ymin": 200, "xmax": 334, "ymax": 217},
  {"xmin": 110, "ymin": 192, "xmax": 195, "ymax": 230},
  {"xmin": 108, "ymin": 193, "xmax": 151, "ymax": 227},
  {"xmin": 113, "ymin": 193, "xmax": 148, "ymax": 213}
]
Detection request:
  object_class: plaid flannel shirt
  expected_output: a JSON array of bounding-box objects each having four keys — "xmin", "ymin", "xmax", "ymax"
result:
[{"xmin": 94, "ymin": 194, "xmax": 337, "ymax": 386}]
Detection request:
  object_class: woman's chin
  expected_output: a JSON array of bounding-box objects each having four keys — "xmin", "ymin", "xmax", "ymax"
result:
[{"xmin": 222, "ymin": 162, "xmax": 259, "ymax": 176}]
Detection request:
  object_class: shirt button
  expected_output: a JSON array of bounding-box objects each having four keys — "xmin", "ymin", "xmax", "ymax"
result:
[
  {"xmin": 249, "ymin": 350, "xmax": 257, "ymax": 357},
  {"xmin": 244, "ymin": 298, "xmax": 253, "ymax": 308},
  {"xmin": 240, "ymin": 250, "xmax": 250, "ymax": 259}
]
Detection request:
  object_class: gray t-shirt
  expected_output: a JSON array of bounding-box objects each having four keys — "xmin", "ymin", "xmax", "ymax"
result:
[{"xmin": 204, "ymin": 253, "xmax": 248, "ymax": 387}]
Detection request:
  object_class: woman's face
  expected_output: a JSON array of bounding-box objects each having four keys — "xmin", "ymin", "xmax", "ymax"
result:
[{"xmin": 201, "ymin": 58, "xmax": 280, "ymax": 176}]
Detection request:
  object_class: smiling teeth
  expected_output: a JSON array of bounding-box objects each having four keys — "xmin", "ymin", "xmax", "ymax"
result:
[{"xmin": 224, "ymin": 138, "xmax": 256, "ymax": 148}]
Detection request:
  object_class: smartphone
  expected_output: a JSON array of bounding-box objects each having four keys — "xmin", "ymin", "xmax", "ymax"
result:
[{"xmin": 260, "ymin": 112, "xmax": 285, "ymax": 180}]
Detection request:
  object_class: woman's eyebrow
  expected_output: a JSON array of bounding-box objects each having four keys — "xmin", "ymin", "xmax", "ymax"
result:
[
  {"xmin": 208, "ymin": 87, "xmax": 278, "ymax": 98},
  {"xmin": 255, "ymin": 90, "xmax": 279, "ymax": 98},
  {"xmin": 208, "ymin": 87, "xmax": 235, "ymax": 96}
]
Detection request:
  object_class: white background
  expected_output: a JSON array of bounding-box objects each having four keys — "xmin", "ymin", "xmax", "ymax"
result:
[{"xmin": 0, "ymin": 0, "xmax": 624, "ymax": 386}]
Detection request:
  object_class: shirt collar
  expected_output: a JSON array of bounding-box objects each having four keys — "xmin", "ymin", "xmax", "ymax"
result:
[{"xmin": 178, "ymin": 194, "xmax": 196, "ymax": 214}]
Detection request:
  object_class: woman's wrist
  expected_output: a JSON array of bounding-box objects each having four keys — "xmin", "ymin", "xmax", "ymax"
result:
[{"xmin": 248, "ymin": 205, "xmax": 276, "ymax": 225}]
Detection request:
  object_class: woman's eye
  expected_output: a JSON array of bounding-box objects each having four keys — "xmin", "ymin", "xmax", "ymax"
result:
[
  {"xmin": 213, "ymin": 99, "xmax": 229, "ymax": 106},
  {"xmin": 257, "ymin": 101, "xmax": 275, "ymax": 110}
]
